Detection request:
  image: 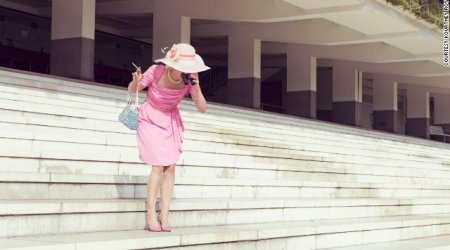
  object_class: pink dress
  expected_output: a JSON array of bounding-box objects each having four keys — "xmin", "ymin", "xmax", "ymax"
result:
[{"xmin": 136, "ymin": 64, "xmax": 196, "ymax": 166}]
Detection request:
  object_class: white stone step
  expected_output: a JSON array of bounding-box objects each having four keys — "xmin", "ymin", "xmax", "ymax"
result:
[
  {"xmin": 2, "ymin": 135, "xmax": 450, "ymax": 189},
  {"xmin": 0, "ymin": 70, "xmax": 125, "ymax": 102},
  {"xmin": 1, "ymin": 78, "xmax": 449, "ymax": 163},
  {"xmin": 1, "ymin": 110, "xmax": 448, "ymax": 180},
  {"xmin": 0, "ymin": 127, "xmax": 443, "ymax": 182},
  {"xmin": 1, "ymin": 111, "xmax": 450, "ymax": 177},
  {"xmin": 4, "ymin": 154, "xmax": 450, "ymax": 190},
  {"xmin": 2, "ymin": 172, "xmax": 450, "ymax": 201},
  {"xmin": 7, "ymin": 74, "xmax": 450, "ymax": 178},
  {"xmin": 331, "ymin": 235, "xmax": 450, "ymax": 250},
  {"xmin": 1, "ymin": 214, "xmax": 450, "ymax": 249},
  {"xmin": 0, "ymin": 84, "xmax": 126, "ymax": 114},
  {"xmin": 3, "ymin": 198, "xmax": 450, "ymax": 238},
  {"xmin": 0, "ymin": 77, "xmax": 422, "ymax": 154},
  {"xmin": 0, "ymin": 128, "xmax": 445, "ymax": 175},
  {"xmin": 5, "ymin": 108, "xmax": 445, "ymax": 185},
  {"xmin": 2, "ymin": 69, "xmax": 449, "ymax": 153},
  {"xmin": 3, "ymin": 170, "xmax": 450, "ymax": 191},
  {"xmin": 1, "ymin": 113, "xmax": 448, "ymax": 186},
  {"xmin": 0, "ymin": 113, "xmax": 446, "ymax": 171},
  {"xmin": 0, "ymin": 70, "xmax": 431, "ymax": 143},
  {"xmin": 4, "ymin": 197, "xmax": 450, "ymax": 216},
  {"xmin": 1, "ymin": 93, "xmax": 447, "ymax": 167},
  {"xmin": 2, "ymin": 138, "xmax": 450, "ymax": 189}
]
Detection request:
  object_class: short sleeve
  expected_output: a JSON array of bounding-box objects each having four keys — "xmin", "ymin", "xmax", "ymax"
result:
[
  {"xmin": 187, "ymin": 73, "xmax": 199, "ymax": 96},
  {"xmin": 139, "ymin": 64, "xmax": 160, "ymax": 88}
]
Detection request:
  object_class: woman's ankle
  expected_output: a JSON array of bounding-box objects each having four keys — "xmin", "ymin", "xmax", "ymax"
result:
[
  {"xmin": 159, "ymin": 210, "xmax": 169, "ymax": 217},
  {"xmin": 158, "ymin": 211, "xmax": 170, "ymax": 223}
]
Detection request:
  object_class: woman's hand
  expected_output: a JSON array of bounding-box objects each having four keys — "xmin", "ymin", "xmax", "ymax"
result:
[
  {"xmin": 189, "ymin": 73, "xmax": 206, "ymax": 113},
  {"xmin": 190, "ymin": 73, "xmax": 201, "ymax": 90},
  {"xmin": 132, "ymin": 67, "xmax": 143, "ymax": 83},
  {"xmin": 128, "ymin": 67, "xmax": 143, "ymax": 93}
]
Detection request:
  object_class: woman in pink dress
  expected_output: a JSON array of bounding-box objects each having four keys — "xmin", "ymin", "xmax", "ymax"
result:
[{"xmin": 127, "ymin": 43, "xmax": 210, "ymax": 232}]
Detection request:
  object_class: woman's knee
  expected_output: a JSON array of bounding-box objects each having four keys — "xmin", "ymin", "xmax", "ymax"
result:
[
  {"xmin": 163, "ymin": 164, "xmax": 175, "ymax": 175},
  {"xmin": 151, "ymin": 165, "xmax": 164, "ymax": 175}
]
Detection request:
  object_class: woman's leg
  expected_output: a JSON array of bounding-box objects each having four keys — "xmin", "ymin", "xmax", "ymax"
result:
[
  {"xmin": 147, "ymin": 165, "xmax": 164, "ymax": 227},
  {"xmin": 159, "ymin": 164, "xmax": 176, "ymax": 226}
]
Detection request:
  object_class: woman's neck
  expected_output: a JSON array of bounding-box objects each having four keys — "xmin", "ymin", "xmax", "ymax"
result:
[{"xmin": 165, "ymin": 67, "xmax": 182, "ymax": 86}]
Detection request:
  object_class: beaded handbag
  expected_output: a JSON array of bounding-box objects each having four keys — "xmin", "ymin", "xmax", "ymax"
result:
[{"xmin": 118, "ymin": 86, "xmax": 139, "ymax": 130}]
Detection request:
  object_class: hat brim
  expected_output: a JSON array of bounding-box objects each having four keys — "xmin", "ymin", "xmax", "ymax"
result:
[{"xmin": 155, "ymin": 55, "xmax": 210, "ymax": 73}]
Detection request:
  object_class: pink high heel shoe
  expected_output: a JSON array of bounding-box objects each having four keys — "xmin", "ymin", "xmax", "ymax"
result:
[
  {"xmin": 158, "ymin": 214, "xmax": 172, "ymax": 232},
  {"xmin": 160, "ymin": 224, "xmax": 171, "ymax": 232},
  {"xmin": 147, "ymin": 211, "xmax": 161, "ymax": 232},
  {"xmin": 148, "ymin": 225, "xmax": 162, "ymax": 232}
]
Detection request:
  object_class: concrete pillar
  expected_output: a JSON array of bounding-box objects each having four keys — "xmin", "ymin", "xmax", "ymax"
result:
[
  {"xmin": 227, "ymin": 32, "xmax": 261, "ymax": 109},
  {"xmin": 433, "ymin": 93, "xmax": 450, "ymax": 134},
  {"xmin": 406, "ymin": 87, "xmax": 430, "ymax": 139},
  {"xmin": 372, "ymin": 75, "xmax": 398, "ymax": 133},
  {"xmin": 286, "ymin": 46, "xmax": 316, "ymax": 119},
  {"xmin": 152, "ymin": 3, "xmax": 191, "ymax": 61},
  {"xmin": 332, "ymin": 63, "xmax": 362, "ymax": 126},
  {"xmin": 50, "ymin": 0, "xmax": 95, "ymax": 80}
]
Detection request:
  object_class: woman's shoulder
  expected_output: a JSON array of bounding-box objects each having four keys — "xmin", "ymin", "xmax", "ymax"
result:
[
  {"xmin": 146, "ymin": 63, "xmax": 164, "ymax": 74},
  {"xmin": 140, "ymin": 64, "xmax": 164, "ymax": 88}
]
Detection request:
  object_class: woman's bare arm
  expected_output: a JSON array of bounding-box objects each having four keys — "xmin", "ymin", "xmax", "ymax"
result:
[
  {"xmin": 128, "ymin": 67, "xmax": 145, "ymax": 93},
  {"xmin": 190, "ymin": 78, "xmax": 207, "ymax": 113}
]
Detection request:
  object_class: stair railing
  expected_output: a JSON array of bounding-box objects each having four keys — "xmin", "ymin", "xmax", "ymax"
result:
[
  {"xmin": 199, "ymin": 66, "xmax": 228, "ymax": 97},
  {"xmin": 260, "ymin": 102, "xmax": 286, "ymax": 114}
]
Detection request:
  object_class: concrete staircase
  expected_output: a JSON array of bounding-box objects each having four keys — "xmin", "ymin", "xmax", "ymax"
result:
[{"xmin": 1, "ymin": 67, "xmax": 450, "ymax": 249}]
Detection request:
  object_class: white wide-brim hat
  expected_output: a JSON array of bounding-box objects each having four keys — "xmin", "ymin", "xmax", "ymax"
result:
[{"xmin": 155, "ymin": 43, "xmax": 210, "ymax": 73}]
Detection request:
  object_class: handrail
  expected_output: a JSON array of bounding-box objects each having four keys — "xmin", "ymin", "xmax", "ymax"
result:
[
  {"xmin": 199, "ymin": 66, "xmax": 228, "ymax": 97},
  {"xmin": 260, "ymin": 102, "xmax": 285, "ymax": 113}
]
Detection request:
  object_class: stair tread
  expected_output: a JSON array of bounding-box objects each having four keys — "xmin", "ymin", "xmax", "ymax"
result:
[
  {"xmin": 0, "ymin": 121, "xmax": 446, "ymax": 164},
  {"xmin": 1, "ymin": 214, "xmax": 450, "ymax": 249},
  {"xmin": 1, "ymin": 94, "xmax": 444, "ymax": 167},
  {"xmin": 1, "ymin": 135, "xmax": 450, "ymax": 177},
  {"xmin": 1, "ymin": 91, "xmax": 448, "ymax": 167},
  {"xmin": 2, "ymin": 171, "xmax": 450, "ymax": 189},
  {"xmin": 2, "ymin": 197, "xmax": 450, "ymax": 215},
  {"xmin": 331, "ymin": 235, "xmax": 450, "ymax": 250},
  {"xmin": 1, "ymin": 74, "xmax": 449, "ymax": 153}
]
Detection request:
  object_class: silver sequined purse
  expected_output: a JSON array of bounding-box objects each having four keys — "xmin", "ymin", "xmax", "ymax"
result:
[{"xmin": 118, "ymin": 86, "xmax": 139, "ymax": 130}]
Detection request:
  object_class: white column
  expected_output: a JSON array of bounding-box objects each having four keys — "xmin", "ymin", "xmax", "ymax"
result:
[
  {"xmin": 372, "ymin": 75, "xmax": 398, "ymax": 133},
  {"xmin": 406, "ymin": 86, "xmax": 430, "ymax": 138},
  {"xmin": 152, "ymin": 2, "xmax": 191, "ymax": 61},
  {"xmin": 227, "ymin": 29, "xmax": 261, "ymax": 108},
  {"xmin": 433, "ymin": 93, "xmax": 450, "ymax": 134},
  {"xmin": 50, "ymin": 0, "xmax": 95, "ymax": 80},
  {"xmin": 286, "ymin": 45, "xmax": 317, "ymax": 118},
  {"xmin": 332, "ymin": 62, "xmax": 362, "ymax": 126}
]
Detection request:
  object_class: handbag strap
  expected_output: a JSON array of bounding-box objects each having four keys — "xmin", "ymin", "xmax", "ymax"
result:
[{"xmin": 127, "ymin": 83, "xmax": 140, "ymax": 107}]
